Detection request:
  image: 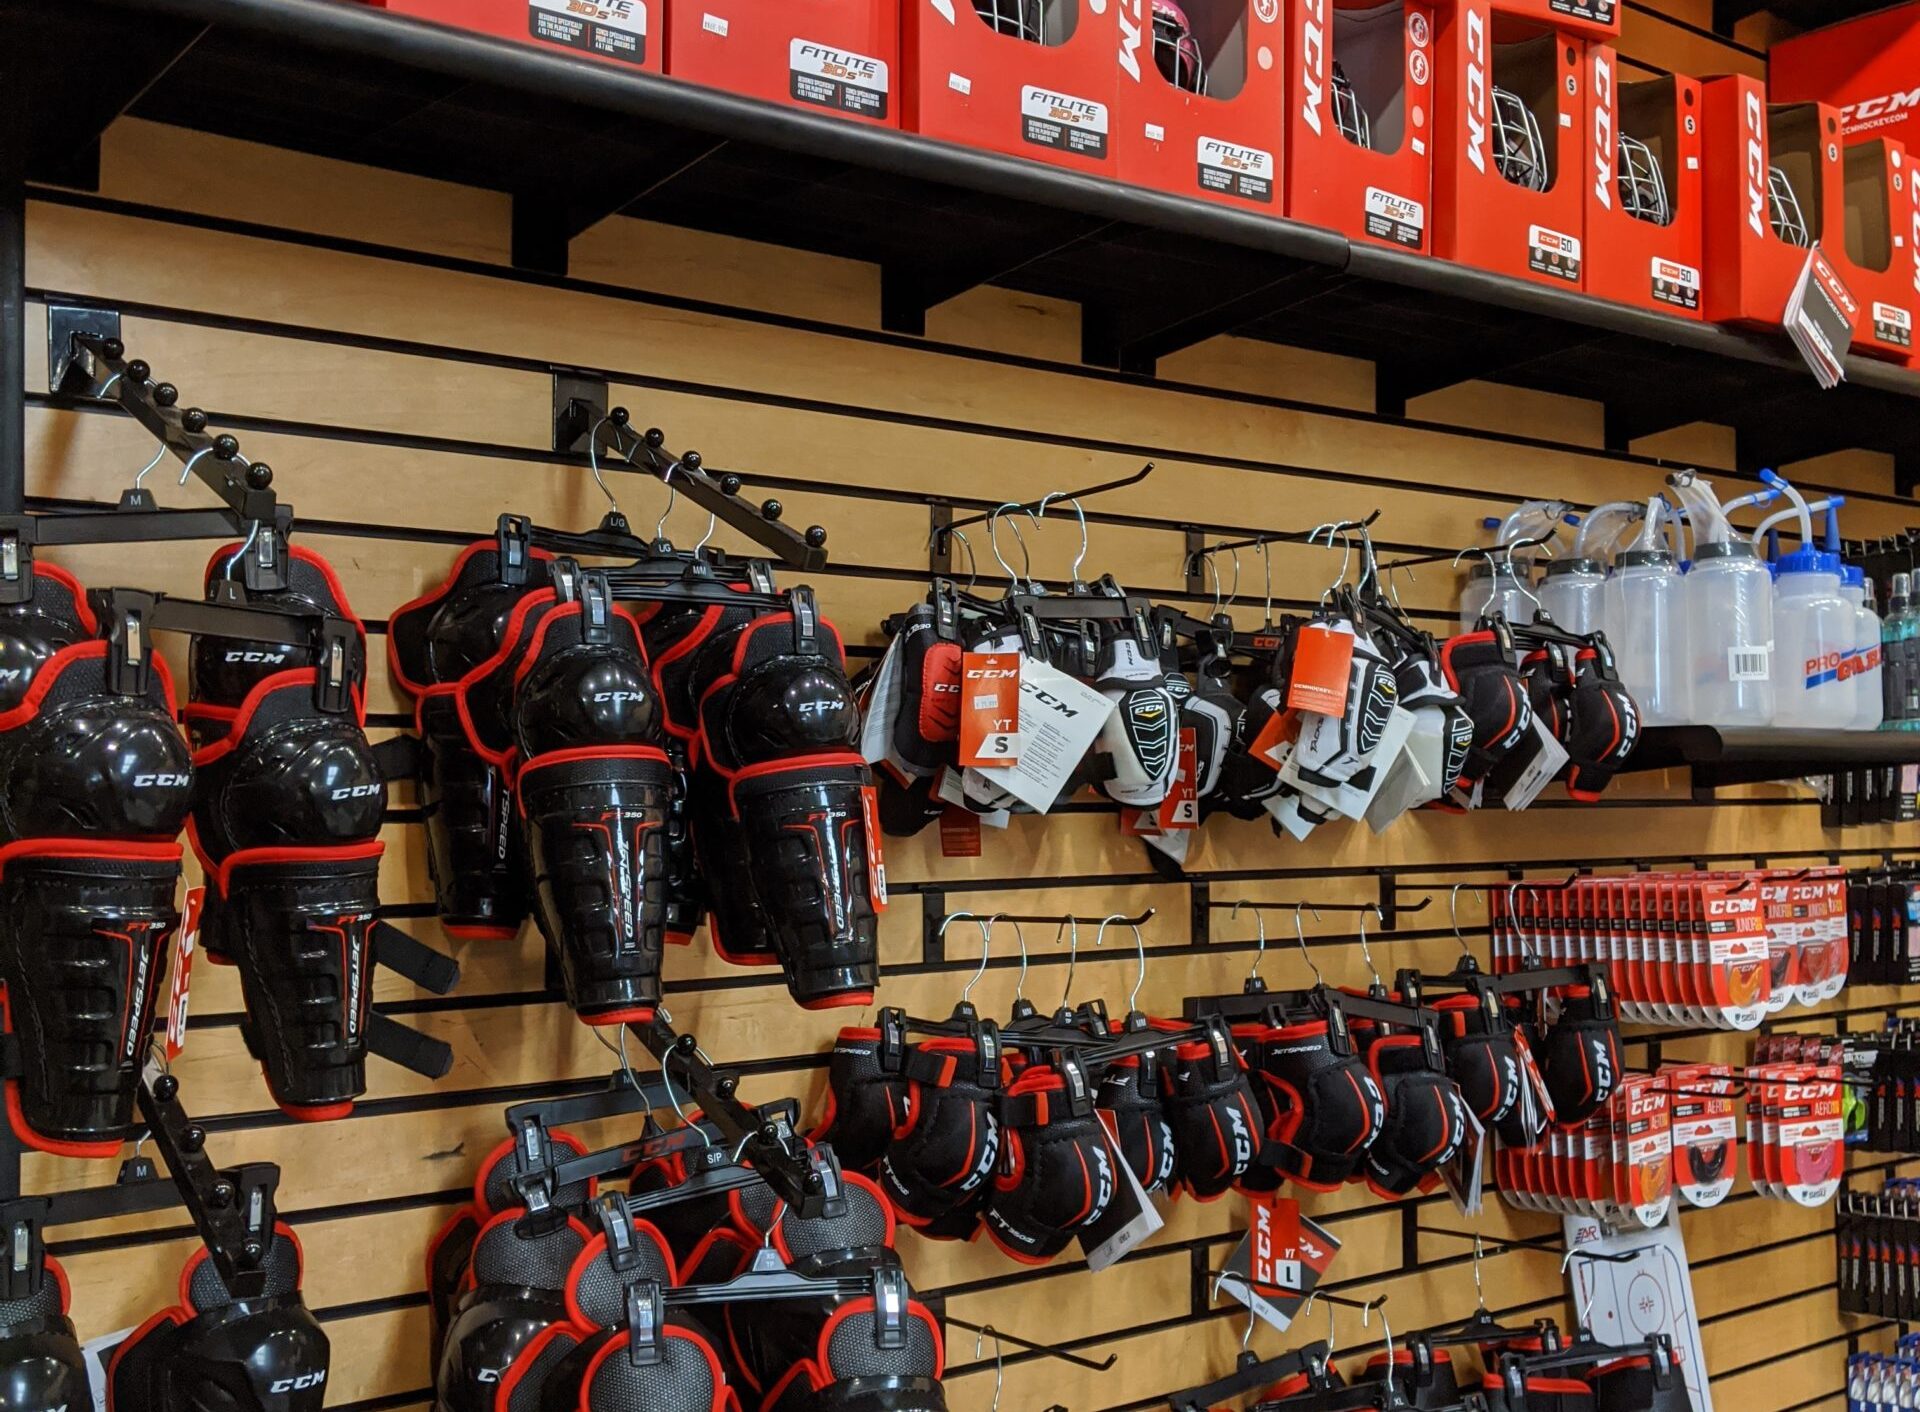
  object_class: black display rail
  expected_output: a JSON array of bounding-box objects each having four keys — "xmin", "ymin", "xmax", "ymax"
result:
[
  {"xmin": 1621, "ymin": 726, "xmax": 1920, "ymax": 800},
  {"xmin": 5, "ymin": 0, "xmax": 1920, "ymax": 511}
]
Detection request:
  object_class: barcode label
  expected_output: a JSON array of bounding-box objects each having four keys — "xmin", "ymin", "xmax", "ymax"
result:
[{"xmin": 1729, "ymin": 646, "xmax": 1772, "ymax": 682}]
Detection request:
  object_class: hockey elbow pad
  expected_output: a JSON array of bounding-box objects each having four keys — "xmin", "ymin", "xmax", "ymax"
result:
[
  {"xmin": 693, "ymin": 597, "xmax": 883, "ymax": 1008},
  {"xmin": 1361, "ymin": 1032, "xmax": 1470, "ymax": 1199},
  {"xmin": 878, "ymin": 1037, "xmax": 1002, "ymax": 1234},
  {"xmin": 886, "ymin": 603, "xmax": 963, "ymax": 776},
  {"xmin": 1439, "ymin": 632, "xmax": 1534, "ymax": 793},
  {"xmin": 1096, "ymin": 1054, "xmax": 1177, "ymax": 1195},
  {"xmin": 435, "ymin": 1209, "xmax": 594, "ymax": 1410},
  {"xmin": 1163, "ymin": 1028, "xmax": 1265, "ymax": 1199},
  {"xmin": 1291, "ymin": 627, "xmax": 1397, "ymax": 791},
  {"xmin": 190, "ymin": 672, "xmax": 386, "ymax": 1119},
  {"xmin": 984, "ymin": 1057, "xmax": 1117, "ymax": 1264},
  {"xmin": 0, "ymin": 1247, "xmax": 87, "ymax": 1408},
  {"xmin": 763, "ymin": 1295, "xmax": 947, "ymax": 1412},
  {"xmin": 1247, "ymin": 1016, "xmax": 1385, "ymax": 1191},
  {"xmin": 389, "ymin": 536, "xmax": 554, "ymax": 939},
  {"xmin": 0, "ymin": 639, "xmax": 192, "ymax": 1154},
  {"xmin": 108, "ymin": 1224, "xmax": 329, "ymax": 1412},
  {"xmin": 1562, "ymin": 650, "xmax": 1641, "ymax": 802},
  {"xmin": 1094, "ymin": 636, "xmax": 1180, "ymax": 809},
  {"xmin": 813, "ymin": 1028, "xmax": 912, "ymax": 1176},
  {"xmin": 1540, "ymin": 989, "xmax": 1622, "ymax": 1125},
  {"xmin": 1431, "ymin": 996, "xmax": 1525, "ymax": 1138}
]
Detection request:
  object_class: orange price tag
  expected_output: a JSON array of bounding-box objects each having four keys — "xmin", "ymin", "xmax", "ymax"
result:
[
  {"xmin": 166, "ymin": 886, "xmax": 204, "ymax": 1062},
  {"xmin": 938, "ymin": 806, "xmax": 982, "ymax": 858},
  {"xmin": 1285, "ymin": 622, "xmax": 1353, "ymax": 717},
  {"xmin": 859, "ymin": 785, "xmax": 888, "ymax": 910},
  {"xmin": 1249, "ymin": 707, "xmax": 1296, "ymax": 769},
  {"xmin": 959, "ymin": 651, "xmax": 1022, "ymax": 766},
  {"xmin": 1158, "ymin": 728, "xmax": 1199, "ymax": 831}
]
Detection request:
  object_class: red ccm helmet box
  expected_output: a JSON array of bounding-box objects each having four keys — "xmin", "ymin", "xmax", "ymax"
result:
[
  {"xmin": 360, "ymin": 0, "xmax": 662, "ymax": 70},
  {"xmin": 903, "ymin": 0, "xmax": 1123, "ymax": 174},
  {"xmin": 1584, "ymin": 46, "xmax": 1704, "ymax": 317},
  {"xmin": 1432, "ymin": 0, "xmax": 1613, "ymax": 288},
  {"xmin": 1115, "ymin": 0, "xmax": 1289, "ymax": 212},
  {"xmin": 667, "ymin": 1, "xmax": 900, "ymax": 126},
  {"xmin": 1284, "ymin": 0, "xmax": 1442, "ymax": 253}
]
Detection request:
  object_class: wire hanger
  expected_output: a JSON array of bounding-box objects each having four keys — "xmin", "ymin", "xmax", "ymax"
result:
[
  {"xmin": 989, "ymin": 503, "xmax": 1043, "ymax": 597},
  {"xmin": 1095, "ymin": 911, "xmax": 1151, "ymax": 1027},
  {"xmin": 1234, "ymin": 901, "xmax": 1268, "ymax": 993},
  {"xmin": 976, "ymin": 1326, "xmax": 1005, "ymax": 1412},
  {"xmin": 1296, "ymin": 902, "xmax": 1325, "ymax": 987},
  {"xmin": 1358, "ymin": 905, "xmax": 1387, "ymax": 996},
  {"xmin": 1037, "ymin": 491, "xmax": 1092, "ymax": 593}
]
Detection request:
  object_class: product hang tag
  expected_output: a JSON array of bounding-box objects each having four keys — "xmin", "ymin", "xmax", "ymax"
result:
[
  {"xmin": 935, "ymin": 767, "xmax": 1010, "ymax": 828},
  {"xmin": 1214, "ymin": 1213, "xmax": 1343, "ymax": 1334},
  {"xmin": 959, "ymin": 650, "xmax": 1023, "ymax": 766},
  {"xmin": 989, "ymin": 656, "xmax": 1115, "ymax": 814},
  {"xmin": 165, "ymin": 886, "xmax": 203, "ymax": 1062},
  {"xmin": 1785, "ymin": 244, "xmax": 1859, "ymax": 388},
  {"xmin": 938, "ymin": 806, "xmax": 982, "ymax": 858},
  {"xmin": 1249, "ymin": 703, "xmax": 1297, "ymax": 771},
  {"xmin": 1080, "ymin": 1112, "xmax": 1164, "ymax": 1271},
  {"xmin": 1501, "ymin": 717, "xmax": 1571, "ymax": 811},
  {"xmin": 858, "ymin": 634, "xmax": 906, "ymax": 764},
  {"xmin": 1285, "ymin": 620, "xmax": 1355, "ymax": 717},
  {"xmin": 1246, "ymin": 1192, "xmax": 1302, "ymax": 1297},
  {"xmin": 1440, "ymin": 1107, "xmax": 1487, "ymax": 1216},
  {"xmin": 1157, "ymin": 728, "xmax": 1200, "ymax": 830}
]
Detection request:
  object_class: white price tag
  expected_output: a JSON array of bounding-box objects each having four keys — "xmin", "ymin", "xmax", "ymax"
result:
[
  {"xmin": 858, "ymin": 634, "xmax": 904, "ymax": 763},
  {"xmin": 990, "ymin": 657, "xmax": 1114, "ymax": 814},
  {"xmin": 1502, "ymin": 718, "xmax": 1571, "ymax": 811}
]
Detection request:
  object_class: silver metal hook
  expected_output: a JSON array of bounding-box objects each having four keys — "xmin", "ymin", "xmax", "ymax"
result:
[
  {"xmin": 1362, "ymin": 1298, "xmax": 1394, "ymax": 1371},
  {"xmin": 586, "ymin": 416, "xmax": 625, "ymax": 519},
  {"xmin": 97, "ymin": 372, "xmax": 124, "ymax": 398},
  {"xmin": 1295, "ymin": 902, "xmax": 1325, "ymax": 986},
  {"xmin": 1473, "ymin": 1232, "xmax": 1487, "ymax": 1310},
  {"xmin": 1096, "ymin": 913, "xmax": 1148, "ymax": 1014},
  {"xmin": 693, "ymin": 510, "xmax": 717, "ymax": 555},
  {"xmin": 1233, "ymin": 901, "xmax": 1267, "ymax": 986},
  {"xmin": 176, "ymin": 446, "xmax": 212, "ymax": 487},
  {"xmin": 1357, "ymin": 905, "xmax": 1384, "ymax": 989},
  {"xmin": 1508, "ymin": 883, "xmax": 1538, "ymax": 965},
  {"xmin": 1308, "ymin": 522, "xmax": 1353, "ymax": 603},
  {"xmin": 224, "ymin": 521, "xmax": 261, "ymax": 581},
  {"xmin": 1007, "ymin": 918, "xmax": 1029, "ymax": 1004},
  {"xmin": 1038, "ymin": 492, "xmax": 1090, "ymax": 585},
  {"xmin": 987, "ymin": 504, "xmax": 1037, "ymax": 593},
  {"xmin": 130, "ymin": 442, "xmax": 167, "ymax": 493},
  {"xmin": 1202, "ymin": 549, "xmax": 1241, "ymax": 618},
  {"xmin": 931, "ymin": 526, "xmax": 980, "ymax": 593},
  {"xmin": 974, "ymin": 1326, "xmax": 1006, "ymax": 1412},
  {"xmin": 1300, "ymin": 1287, "xmax": 1337, "ymax": 1357},
  {"xmin": 1560, "ymin": 1248, "xmax": 1599, "ymax": 1331},
  {"xmin": 659, "ymin": 1041, "xmax": 714, "ymax": 1148},
  {"xmin": 963, "ymin": 917, "xmax": 995, "ymax": 1004},
  {"xmin": 1450, "ymin": 883, "xmax": 1467, "ymax": 945},
  {"xmin": 1260, "ymin": 539, "xmax": 1275, "ymax": 625},
  {"xmin": 1056, "ymin": 917, "xmax": 1081, "ymax": 1010},
  {"xmin": 655, "ymin": 459, "xmax": 681, "ymax": 543}
]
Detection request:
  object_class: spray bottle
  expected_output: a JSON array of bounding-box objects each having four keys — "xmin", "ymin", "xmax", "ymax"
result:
[
  {"xmin": 1602, "ymin": 496, "xmax": 1691, "ymax": 725},
  {"xmin": 1667, "ymin": 471, "xmax": 1778, "ymax": 727},
  {"xmin": 1756, "ymin": 481, "xmax": 1855, "ymax": 728},
  {"xmin": 1540, "ymin": 501, "xmax": 1640, "ymax": 636}
]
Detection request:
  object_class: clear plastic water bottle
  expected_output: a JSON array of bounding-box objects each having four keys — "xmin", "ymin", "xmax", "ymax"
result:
[
  {"xmin": 1885, "ymin": 572, "xmax": 1920, "ymax": 731},
  {"xmin": 1668, "ymin": 471, "xmax": 1776, "ymax": 727},
  {"xmin": 1844, "ymin": 565, "xmax": 1884, "ymax": 730},
  {"xmin": 1762, "ymin": 481, "xmax": 1855, "ymax": 729},
  {"xmin": 1540, "ymin": 500, "xmax": 1640, "ymax": 636},
  {"xmin": 1603, "ymin": 497, "xmax": 1691, "ymax": 725}
]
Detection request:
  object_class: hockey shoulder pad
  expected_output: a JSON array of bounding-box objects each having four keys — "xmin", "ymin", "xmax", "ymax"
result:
[
  {"xmin": 762, "ymin": 1296, "xmax": 947, "ymax": 1412},
  {"xmin": 1540, "ymin": 989, "xmax": 1622, "ymax": 1125},
  {"xmin": 1094, "ymin": 636, "xmax": 1179, "ymax": 809},
  {"xmin": 1246, "ymin": 1014, "xmax": 1385, "ymax": 1191},
  {"xmin": 1291, "ymin": 627, "xmax": 1397, "ymax": 790},
  {"xmin": 878, "ymin": 1037, "xmax": 1002, "ymax": 1232},
  {"xmin": 1563, "ymin": 650, "xmax": 1641, "ymax": 801},
  {"xmin": 186, "ymin": 545, "xmax": 366, "ymax": 742},
  {"xmin": 1163, "ymin": 1027, "xmax": 1265, "ymax": 1199},
  {"xmin": 189, "ymin": 671, "xmax": 384, "ymax": 1118},
  {"xmin": 694, "ymin": 601, "xmax": 882, "ymax": 1009},
  {"xmin": 887, "ymin": 603, "xmax": 963, "ymax": 776},
  {"xmin": 984, "ymin": 1057, "xmax": 1117, "ymax": 1264},
  {"xmin": 1210, "ymin": 684, "xmax": 1287, "ymax": 820},
  {"xmin": 0, "ymin": 641, "xmax": 191, "ymax": 1154},
  {"xmin": 1361, "ymin": 1032, "xmax": 1469, "ymax": 1198},
  {"xmin": 813, "ymin": 1028, "xmax": 912, "ymax": 1176},
  {"xmin": 1439, "ymin": 632, "xmax": 1534, "ymax": 790},
  {"xmin": 1182, "ymin": 668, "xmax": 1240, "ymax": 805},
  {"xmin": 1096, "ymin": 1054, "xmax": 1177, "ymax": 1196},
  {"xmin": 0, "ymin": 562, "xmax": 96, "ymax": 711},
  {"xmin": 108, "ymin": 1224, "xmax": 328, "ymax": 1412},
  {"xmin": 0, "ymin": 1249, "xmax": 86, "ymax": 1409},
  {"xmin": 436, "ymin": 1209, "xmax": 594, "ymax": 1410},
  {"xmin": 508, "ymin": 588, "xmax": 673, "ymax": 1025}
]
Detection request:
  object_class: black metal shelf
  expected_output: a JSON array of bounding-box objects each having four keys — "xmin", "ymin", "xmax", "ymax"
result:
[
  {"xmin": 1623, "ymin": 724, "xmax": 1920, "ymax": 797},
  {"xmin": 9, "ymin": 0, "xmax": 1920, "ymax": 488}
]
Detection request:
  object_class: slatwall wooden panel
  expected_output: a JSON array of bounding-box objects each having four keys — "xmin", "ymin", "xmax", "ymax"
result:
[{"xmin": 13, "ymin": 5, "xmax": 1912, "ymax": 1406}]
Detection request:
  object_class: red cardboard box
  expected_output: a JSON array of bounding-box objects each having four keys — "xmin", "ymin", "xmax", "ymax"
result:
[
  {"xmin": 1432, "ymin": 2, "xmax": 1588, "ymax": 288},
  {"xmin": 1284, "ymin": 0, "xmax": 1441, "ymax": 252},
  {"xmin": 1701, "ymin": 75, "xmax": 1918, "ymax": 363},
  {"xmin": 903, "ymin": 1, "xmax": 1121, "ymax": 173},
  {"xmin": 1771, "ymin": 3, "xmax": 1920, "ymax": 153},
  {"xmin": 362, "ymin": 0, "xmax": 662, "ymax": 70},
  {"xmin": 1115, "ymin": 0, "xmax": 1288, "ymax": 211},
  {"xmin": 668, "ymin": 2, "xmax": 899, "ymax": 125},
  {"xmin": 1584, "ymin": 46, "xmax": 1702, "ymax": 317}
]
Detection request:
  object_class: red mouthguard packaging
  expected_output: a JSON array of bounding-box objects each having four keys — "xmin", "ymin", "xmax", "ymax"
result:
[
  {"xmin": 1115, "ymin": 0, "xmax": 1288, "ymax": 210},
  {"xmin": 668, "ymin": 1, "xmax": 900, "ymax": 125},
  {"xmin": 1284, "ymin": 0, "xmax": 1441, "ymax": 252},
  {"xmin": 1583, "ymin": 46, "xmax": 1703, "ymax": 316},
  {"xmin": 362, "ymin": 0, "xmax": 662, "ymax": 70},
  {"xmin": 903, "ymin": 0, "xmax": 1121, "ymax": 172},
  {"xmin": 1431, "ymin": 1, "xmax": 1594, "ymax": 287}
]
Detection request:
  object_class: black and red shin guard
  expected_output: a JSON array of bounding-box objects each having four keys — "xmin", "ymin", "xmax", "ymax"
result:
[
  {"xmin": 189, "ymin": 672, "xmax": 385, "ymax": 1120},
  {"xmin": 689, "ymin": 595, "xmax": 883, "ymax": 1008},
  {"xmin": 0, "ymin": 1249, "xmax": 86, "ymax": 1409},
  {"xmin": 0, "ymin": 631, "xmax": 192, "ymax": 1155},
  {"xmin": 389, "ymin": 533, "xmax": 554, "ymax": 938}
]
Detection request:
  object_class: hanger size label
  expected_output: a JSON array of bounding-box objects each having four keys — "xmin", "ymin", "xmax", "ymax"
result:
[{"xmin": 960, "ymin": 651, "xmax": 1023, "ymax": 766}]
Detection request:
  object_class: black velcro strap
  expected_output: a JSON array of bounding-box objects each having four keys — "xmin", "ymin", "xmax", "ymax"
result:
[
  {"xmin": 371, "ymin": 921, "xmax": 461, "ymax": 995},
  {"xmin": 366, "ymin": 1010, "xmax": 454, "ymax": 1079}
]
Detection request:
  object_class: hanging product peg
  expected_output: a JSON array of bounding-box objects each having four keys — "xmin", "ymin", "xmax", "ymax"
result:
[
  {"xmin": 1188, "ymin": 507, "xmax": 1383, "ymax": 567},
  {"xmin": 935, "ymin": 461, "xmax": 1154, "ymax": 550}
]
